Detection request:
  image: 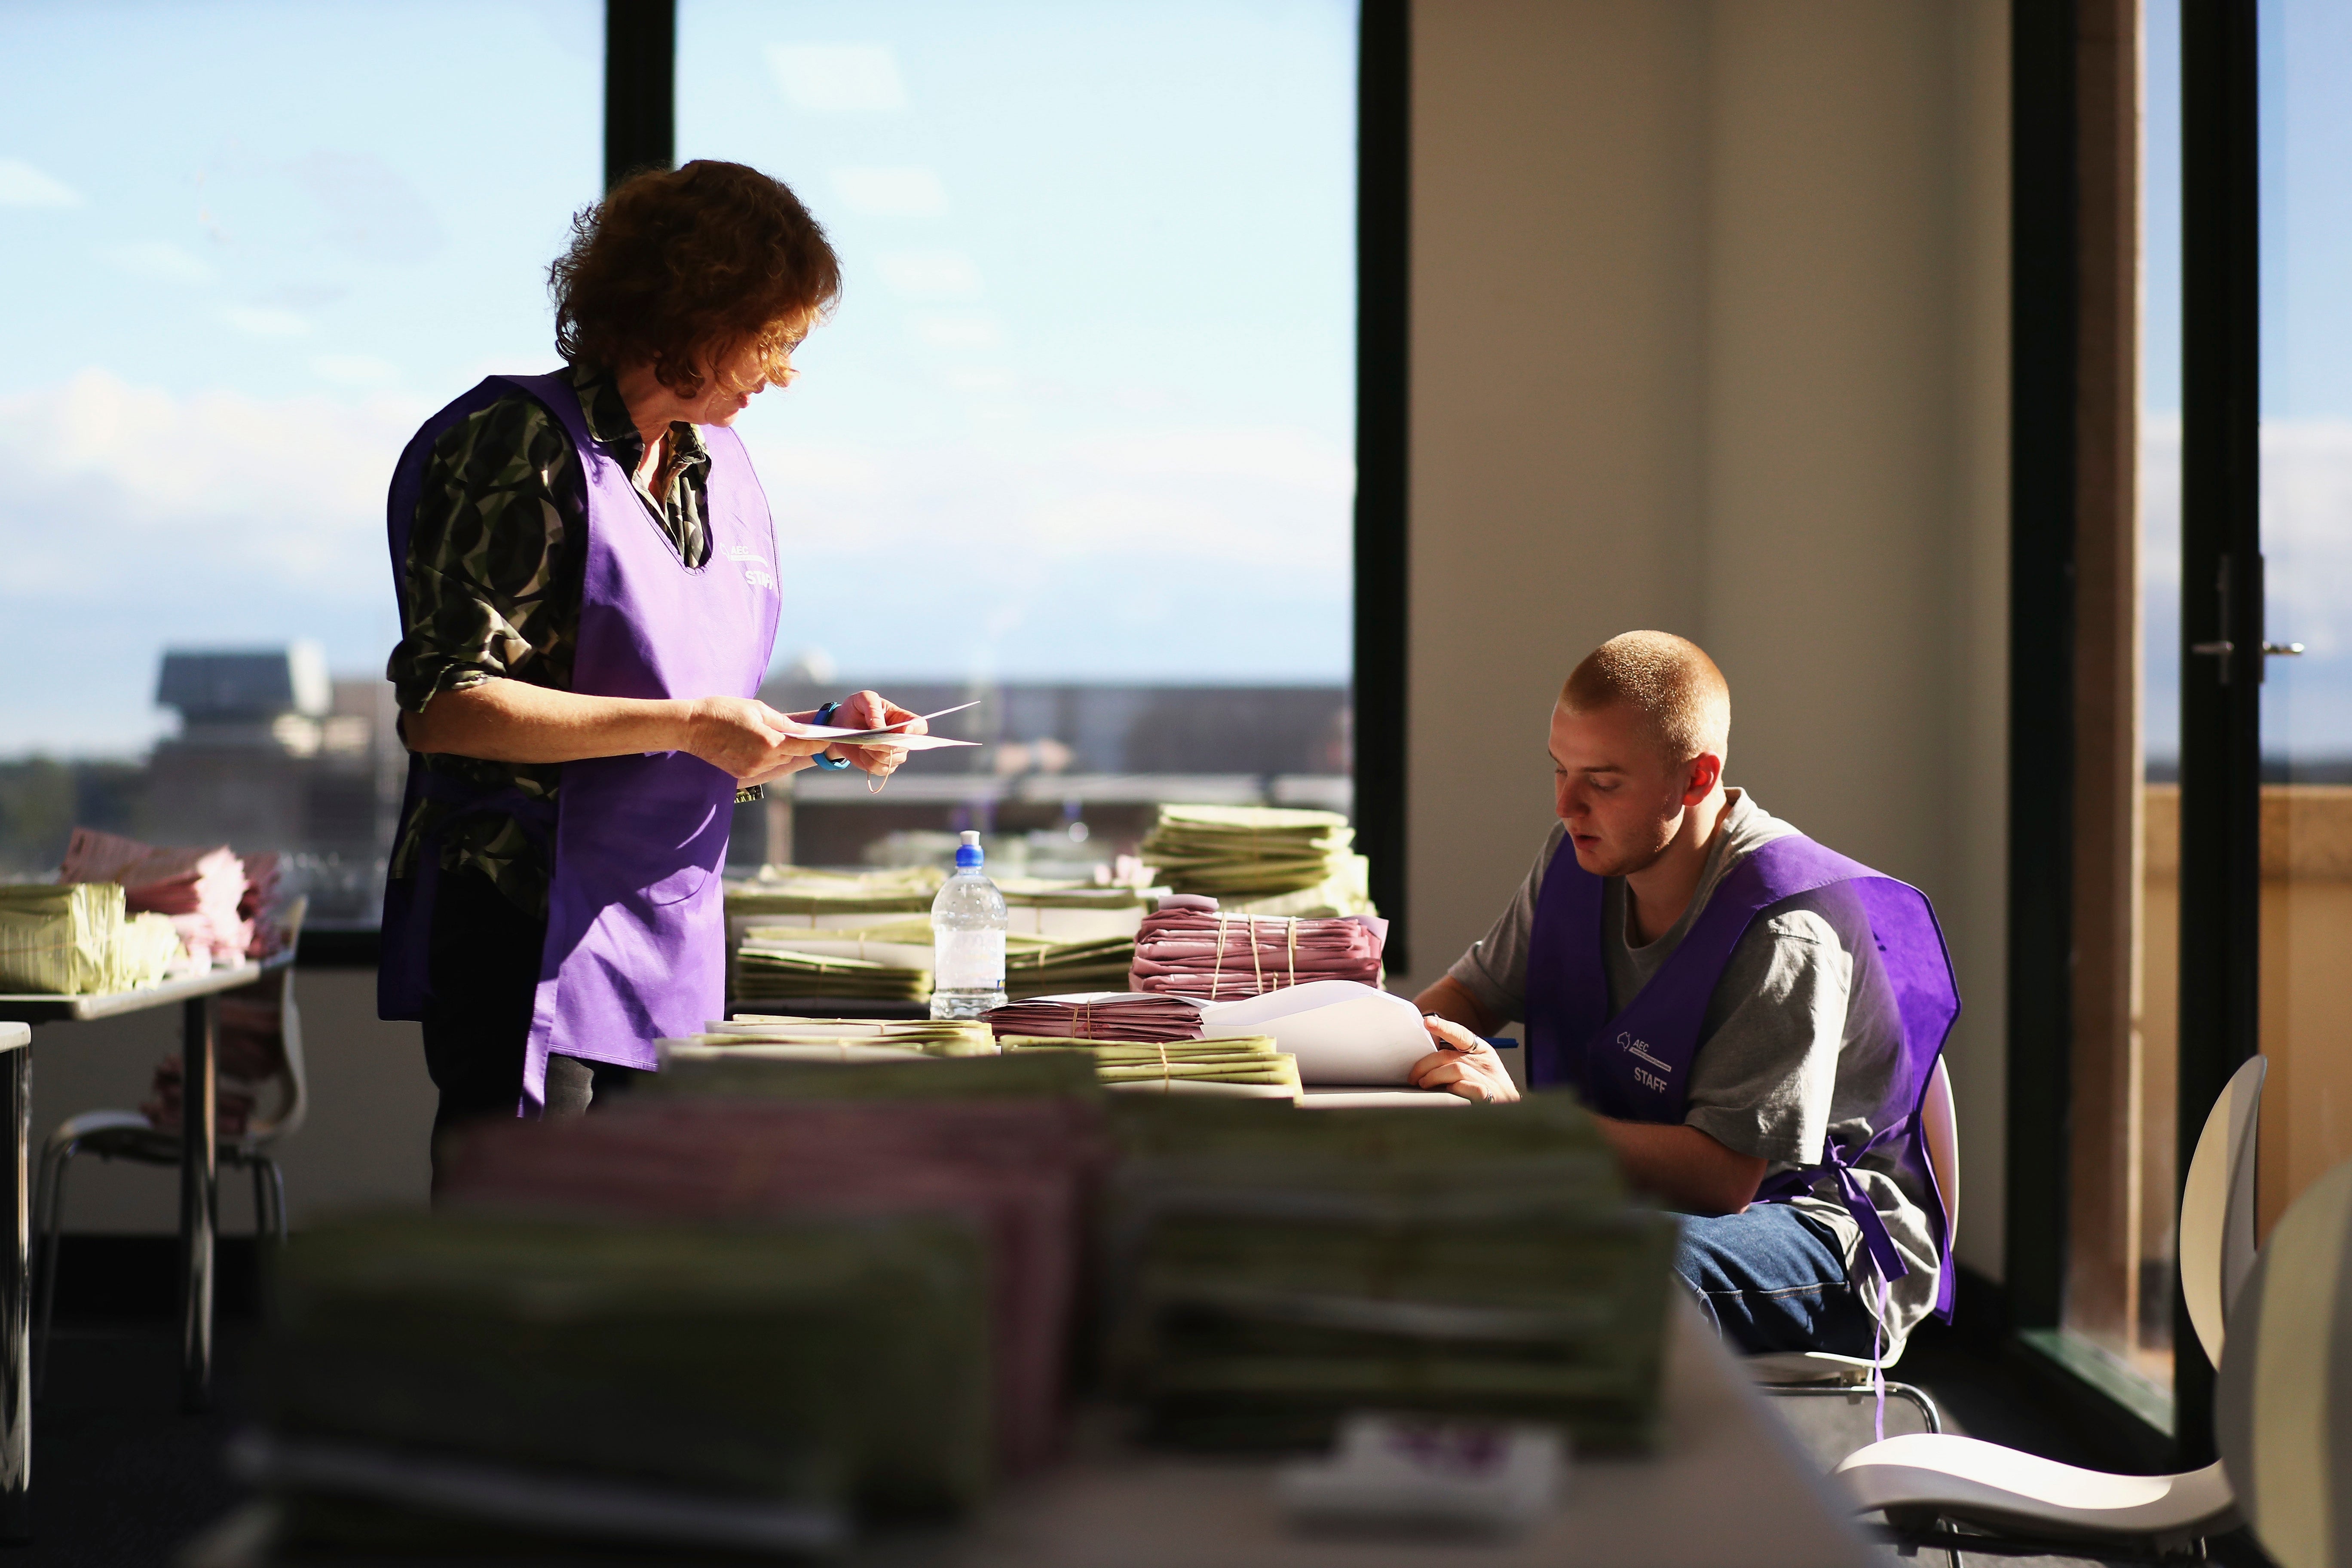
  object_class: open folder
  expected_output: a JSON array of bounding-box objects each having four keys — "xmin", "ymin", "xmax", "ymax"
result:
[{"xmin": 1195, "ymin": 979, "xmax": 1434, "ymax": 1085}]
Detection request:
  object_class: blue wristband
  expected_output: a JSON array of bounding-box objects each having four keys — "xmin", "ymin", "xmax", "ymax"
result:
[{"xmin": 810, "ymin": 702, "xmax": 851, "ymax": 770}]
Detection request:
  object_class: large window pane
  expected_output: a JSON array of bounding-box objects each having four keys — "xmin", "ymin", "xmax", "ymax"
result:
[
  {"xmin": 0, "ymin": 1, "xmax": 599, "ymax": 920},
  {"xmin": 2257, "ymin": 0, "xmax": 2352, "ymax": 1236},
  {"xmin": 677, "ymin": 1, "xmax": 1357, "ymax": 875}
]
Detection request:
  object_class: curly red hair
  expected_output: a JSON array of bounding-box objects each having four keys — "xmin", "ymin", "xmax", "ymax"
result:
[{"xmin": 551, "ymin": 160, "xmax": 842, "ymax": 397}]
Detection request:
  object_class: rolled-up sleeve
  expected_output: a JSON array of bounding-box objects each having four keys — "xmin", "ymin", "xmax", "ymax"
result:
[{"xmin": 386, "ymin": 398, "xmax": 580, "ymax": 714}]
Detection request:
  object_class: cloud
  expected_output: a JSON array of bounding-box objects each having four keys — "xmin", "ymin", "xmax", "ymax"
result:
[
  {"xmin": 312, "ymin": 354, "xmax": 399, "ymax": 388},
  {"xmin": 95, "ymin": 241, "xmax": 214, "ymax": 284},
  {"xmin": 875, "ymin": 249, "xmax": 983, "ymax": 301},
  {"xmin": 0, "ymin": 158, "xmax": 81, "ymax": 208},
  {"xmin": 905, "ymin": 311, "xmax": 1004, "ymax": 351},
  {"xmin": 284, "ymin": 150, "xmax": 447, "ymax": 267},
  {"xmin": 767, "ymin": 44, "xmax": 909, "ymax": 113},
  {"xmin": 830, "ymin": 167, "xmax": 947, "ymax": 218},
  {"xmin": 221, "ymin": 305, "xmax": 310, "ymax": 338},
  {"xmin": 0, "ymin": 369, "xmax": 430, "ymax": 753}
]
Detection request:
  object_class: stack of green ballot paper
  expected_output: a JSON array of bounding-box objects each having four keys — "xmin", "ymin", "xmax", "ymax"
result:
[
  {"xmin": 686, "ymin": 1017, "xmax": 1000, "ymax": 1057},
  {"xmin": 1104, "ymin": 1094, "xmax": 1676, "ymax": 1456},
  {"xmin": 1139, "ymin": 805, "xmax": 1371, "ymax": 902},
  {"xmin": 1004, "ymin": 1036, "xmax": 1300, "ymax": 1102},
  {"xmin": 253, "ymin": 1210, "xmax": 991, "ymax": 1556},
  {"xmin": 1003, "ymin": 934, "xmax": 1137, "ymax": 998},
  {"xmin": 734, "ymin": 923, "xmax": 934, "ymax": 1004},
  {"xmin": 0, "ymin": 883, "xmax": 182, "ymax": 995},
  {"xmin": 734, "ymin": 921, "xmax": 1139, "ymax": 1007},
  {"xmin": 640, "ymin": 1048, "xmax": 1104, "ymax": 1105}
]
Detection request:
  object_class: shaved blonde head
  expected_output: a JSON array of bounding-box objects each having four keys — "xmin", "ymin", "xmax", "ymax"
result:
[{"xmin": 1560, "ymin": 631, "xmax": 1730, "ymax": 762}]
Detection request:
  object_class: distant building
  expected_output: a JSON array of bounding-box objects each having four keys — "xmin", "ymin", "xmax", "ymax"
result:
[
  {"xmin": 144, "ymin": 645, "xmax": 401, "ymax": 921},
  {"xmin": 747, "ymin": 677, "xmax": 1351, "ymax": 870}
]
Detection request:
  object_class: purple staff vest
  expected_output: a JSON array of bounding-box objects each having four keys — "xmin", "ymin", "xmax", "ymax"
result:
[
  {"xmin": 377, "ymin": 372, "xmax": 782, "ymax": 1111},
  {"xmin": 1524, "ymin": 831, "xmax": 1960, "ymax": 1315}
]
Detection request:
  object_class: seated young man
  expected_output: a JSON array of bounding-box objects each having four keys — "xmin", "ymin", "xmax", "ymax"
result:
[{"xmin": 1409, "ymin": 631, "xmax": 1956, "ymax": 1357}]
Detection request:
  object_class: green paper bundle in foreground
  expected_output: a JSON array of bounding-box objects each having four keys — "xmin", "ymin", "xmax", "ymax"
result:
[
  {"xmin": 1004, "ymin": 1035, "xmax": 1303, "ymax": 1101},
  {"xmin": 1103, "ymin": 1093, "xmax": 1677, "ymax": 1455},
  {"xmin": 259, "ymin": 1210, "xmax": 991, "ymax": 1552}
]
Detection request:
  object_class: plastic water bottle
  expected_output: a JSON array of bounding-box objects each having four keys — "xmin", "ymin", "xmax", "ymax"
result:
[{"xmin": 930, "ymin": 830, "xmax": 1008, "ymax": 1020}]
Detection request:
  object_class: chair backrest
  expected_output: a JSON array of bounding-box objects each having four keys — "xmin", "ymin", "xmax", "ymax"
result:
[
  {"xmin": 249, "ymin": 896, "xmax": 309, "ymax": 1145},
  {"xmin": 2180, "ymin": 1054, "xmax": 2269, "ymax": 1366},
  {"xmin": 2214, "ymin": 1153, "xmax": 2352, "ymax": 1568},
  {"xmin": 1918, "ymin": 1056, "xmax": 1959, "ymax": 1257}
]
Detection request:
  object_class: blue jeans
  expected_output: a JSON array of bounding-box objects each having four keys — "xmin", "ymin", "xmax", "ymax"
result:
[{"xmin": 1672, "ymin": 1204, "xmax": 1880, "ymax": 1357}]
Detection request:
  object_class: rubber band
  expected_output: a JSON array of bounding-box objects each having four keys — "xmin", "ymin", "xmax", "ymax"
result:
[
  {"xmin": 1211, "ymin": 913, "xmax": 1226, "ymax": 1000},
  {"xmin": 1285, "ymin": 918, "xmax": 1298, "ymax": 989},
  {"xmin": 1250, "ymin": 919, "xmax": 1263, "ymax": 993}
]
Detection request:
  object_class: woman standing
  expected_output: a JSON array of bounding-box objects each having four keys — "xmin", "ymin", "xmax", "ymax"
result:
[{"xmin": 379, "ymin": 161, "xmax": 918, "ymax": 1174}]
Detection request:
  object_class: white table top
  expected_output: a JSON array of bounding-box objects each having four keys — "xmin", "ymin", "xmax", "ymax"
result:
[
  {"xmin": 0, "ymin": 949, "xmax": 290, "ymax": 1026},
  {"xmin": 0, "ymin": 1023, "xmax": 23, "ymax": 1053},
  {"xmin": 1300, "ymin": 1086, "xmax": 1470, "ymax": 1109}
]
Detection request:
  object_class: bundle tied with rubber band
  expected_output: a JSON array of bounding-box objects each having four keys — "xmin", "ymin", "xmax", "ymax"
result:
[
  {"xmin": 984, "ymin": 991, "xmax": 1206, "ymax": 1044},
  {"xmin": 438, "ymin": 1064, "xmax": 1113, "ymax": 1485},
  {"xmin": 1104, "ymin": 1093, "xmax": 1677, "ymax": 1456},
  {"xmin": 1003, "ymin": 1035, "xmax": 1302, "ymax": 1102},
  {"xmin": 1130, "ymin": 894, "xmax": 1385, "ymax": 1001},
  {"xmin": 254, "ymin": 1210, "xmax": 991, "ymax": 1556},
  {"xmin": 1138, "ymin": 804, "xmax": 1368, "ymax": 901}
]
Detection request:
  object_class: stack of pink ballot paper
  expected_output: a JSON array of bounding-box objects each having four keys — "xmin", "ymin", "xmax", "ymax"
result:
[
  {"xmin": 984, "ymin": 992, "xmax": 1205, "ymax": 1044},
  {"xmin": 442, "ymin": 1094, "xmax": 1107, "ymax": 1476},
  {"xmin": 1128, "ymin": 894, "xmax": 1387, "ymax": 1001},
  {"xmin": 59, "ymin": 827, "xmax": 252, "ymax": 966}
]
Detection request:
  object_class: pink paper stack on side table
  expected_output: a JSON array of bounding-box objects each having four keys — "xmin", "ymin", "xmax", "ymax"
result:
[
  {"xmin": 984, "ymin": 992, "xmax": 1206, "ymax": 1043},
  {"xmin": 441, "ymin": 1094, "xmax": 1107, "ymax": 1476},
  {"xmin": 1129, "ymin": 894, "xmax": 1387, "ymax": 1001},
  {"xmin": 59, "ymin": 827, "xmax": 254, "ymax": 965}
]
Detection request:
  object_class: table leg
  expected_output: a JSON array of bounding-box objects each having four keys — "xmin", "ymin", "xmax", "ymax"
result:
[
  {"xmin": 179, "ymin": 996, "xmax": 216, "ymax": 1413},
  {"xmin": 0, "ymin": 1042, "xmax": 29, "ymax": 1540}
]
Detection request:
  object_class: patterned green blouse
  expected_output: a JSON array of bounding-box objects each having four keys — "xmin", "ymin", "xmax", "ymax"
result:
[{"xmin": 385, "ymin": 362, "xmax": 714, "ymax": 919}]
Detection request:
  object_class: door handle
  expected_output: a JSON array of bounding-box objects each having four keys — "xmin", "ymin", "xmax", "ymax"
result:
[{"xmin": 2263, "ymin": 641, "xmax": 2306, "ymax": 657}]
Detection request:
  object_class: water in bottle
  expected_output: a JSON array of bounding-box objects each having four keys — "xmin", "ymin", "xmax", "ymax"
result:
[{"xmin": 930, "ymin": 830, "xmax": 1008, "ymax": 1020}]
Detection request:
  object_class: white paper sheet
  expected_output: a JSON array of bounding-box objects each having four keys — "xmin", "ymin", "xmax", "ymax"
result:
[
  {"xmin": 1196, "ymin": 980, "xmax": 1435, "ymax": 1085},
  {"xmin": 797, "ymin": 701, "xmax": 980, "ymax": 743}
]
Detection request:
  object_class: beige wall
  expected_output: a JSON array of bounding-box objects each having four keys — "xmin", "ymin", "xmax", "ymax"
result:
[
  {"xmin": 31, "ymin": 967, "xmax": 433, "ymax": 1235},
  {"xmin": 1406, "ymin": 0, "xmax": 2013, "ymax": 1278}
]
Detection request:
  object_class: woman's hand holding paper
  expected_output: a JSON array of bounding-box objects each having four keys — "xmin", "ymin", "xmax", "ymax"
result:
[
  {"xmin": 827, "ymin": 689, "xmax": 928, "ymax": 778},
  {"xmin": 1408, "ymin": 1015, "xmax": 1521, "ymax": 1103}
]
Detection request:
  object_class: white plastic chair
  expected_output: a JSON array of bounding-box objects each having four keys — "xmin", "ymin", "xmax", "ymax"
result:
[
  {"xmin": 32, "ymin": 944, "xmax": 310, "ymax": 1391},
  {"xmin": 1744, "ymin": 1055, "xmax": 1959, "ymax": 1435},
  {"xmin": 2213, "ymin": 1151, "xmax": 2352, "ymax": 1568},
  {"xmin": 1832, "ymin": 1054, "xmax": 2269, "ymax": 1550}
]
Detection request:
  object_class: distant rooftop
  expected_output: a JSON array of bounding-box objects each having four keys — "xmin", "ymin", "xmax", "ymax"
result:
[{"xmin": 156, "ymin": 644, "xmax": 331, "ymax": 721}]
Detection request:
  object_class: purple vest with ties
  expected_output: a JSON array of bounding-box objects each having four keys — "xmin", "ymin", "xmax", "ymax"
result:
[
  {"xmin": 377, "ymin": 372, "xmax": 782, "ymax": 1111},
  {"xmin": 1524, "ymin": 830, "xmax": 1961, "ymax": 1314}
]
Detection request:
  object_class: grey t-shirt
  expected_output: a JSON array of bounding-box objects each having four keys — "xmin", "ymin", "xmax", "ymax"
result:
[{"xmin": 1446, "ymin": 790, "xmax": 1941, "ymax": 1348}]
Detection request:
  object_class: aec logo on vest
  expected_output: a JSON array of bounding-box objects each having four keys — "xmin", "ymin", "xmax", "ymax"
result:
[{"xmin": 1617, "ymin": 1031, "xmax": 1674, "ymax": 1095}]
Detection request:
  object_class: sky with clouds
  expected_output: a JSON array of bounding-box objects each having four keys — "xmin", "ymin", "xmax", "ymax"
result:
[
  {"xmin": 0, "ymin": 0, "xmax": 1354, "ymax": 758},
  {"xmin": 2142, "ymin": 0, "xmax": 2352, "ymax": 763}
]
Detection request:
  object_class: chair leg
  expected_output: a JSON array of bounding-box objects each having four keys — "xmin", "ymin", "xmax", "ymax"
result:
[
  {"xmin": 33, "ymin": 1142, "xmax": 76, "ymax": 1401},
  {"xmin": 262, "ymin": 1159, "xmax": 287, "ymax": 1244},
  {"xmin": 250, "ymin": 1161, "xmax": 270, "ymax": 1245}
]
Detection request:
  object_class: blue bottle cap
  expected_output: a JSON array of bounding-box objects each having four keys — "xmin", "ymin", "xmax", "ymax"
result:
[{"xmin": 956, "ymin": 829, "xmax": 984, "ymax": 870}]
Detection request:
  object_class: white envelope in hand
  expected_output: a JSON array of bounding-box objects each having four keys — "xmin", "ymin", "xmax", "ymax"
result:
[{"xmin": 1197, "ymin": 979, "xmax": 1433, "ymax": 1085}]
